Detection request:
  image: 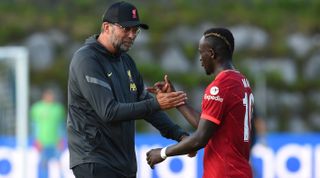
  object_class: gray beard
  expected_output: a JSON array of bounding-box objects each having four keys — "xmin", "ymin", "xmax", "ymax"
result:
[
  {"xmin": 110, "ymin": 29, "xmax": 131, "ymax": 53},
  {"xmin": 119, "ymin": 43, "xmax": 131, "ymax": 52},
  {"xmin": 111, "ymin": 39, "xmax": 132, "ymax": 53}
]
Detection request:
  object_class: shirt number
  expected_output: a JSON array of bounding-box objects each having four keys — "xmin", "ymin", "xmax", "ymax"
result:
[{"xmin": 243, "ymin": 92, "xmax": 254, "ymax": 142}]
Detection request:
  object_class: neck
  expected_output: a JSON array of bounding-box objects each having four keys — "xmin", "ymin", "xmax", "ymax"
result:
[{"xmin": 214, "ymin": 60, "xmax": 234, "ymax": 75}]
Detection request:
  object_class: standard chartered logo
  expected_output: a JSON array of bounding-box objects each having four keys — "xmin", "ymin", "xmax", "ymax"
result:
[
  {"xmin": 0, "ymin": 147, "xmax": 73, "ymax": 178},
  {"xmin": 1, "ymin": 135, "xmax": 320, "ymax": 178}
]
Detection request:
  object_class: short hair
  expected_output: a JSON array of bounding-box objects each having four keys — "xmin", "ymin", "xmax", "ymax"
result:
[{"xmin": 203, "ymin": 28, "xmax": 234, "ymax": 58}]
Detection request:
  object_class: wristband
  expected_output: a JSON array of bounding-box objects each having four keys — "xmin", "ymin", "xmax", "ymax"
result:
[{"xmin": 160, "ymin": 146, "xmax": 168, "ymax": 160}]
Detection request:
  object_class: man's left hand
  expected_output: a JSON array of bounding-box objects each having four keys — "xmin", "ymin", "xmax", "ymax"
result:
[{"xmin": 146, "ymin": 148, "xmax": 164, "ymax": 169}]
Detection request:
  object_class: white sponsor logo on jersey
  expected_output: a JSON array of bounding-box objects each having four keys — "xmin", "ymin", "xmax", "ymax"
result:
[{"xmin": 204, "ymin": 94, "xmax": 224, "ymax": 102}]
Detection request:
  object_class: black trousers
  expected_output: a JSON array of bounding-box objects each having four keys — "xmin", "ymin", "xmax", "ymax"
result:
[{"xmin": 72, "ymin": 163, "xmax": 136, "ymax": 178}]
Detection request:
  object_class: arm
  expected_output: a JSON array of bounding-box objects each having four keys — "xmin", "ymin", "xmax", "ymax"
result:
[
  {"xmin": 146, "ymin": 118, "xmax": 218, "ymax": 168},
  {"xmin": 133, "ymin": 69, "xmax": 188, "ymax": 142},
  {"xmin": 149, "ymin": 75, "xmax": 200, "ymax": 128},
  {"xmin": 70, "ymin": 52, "xmax": 186, "ymax": 123},
  {"xmin": 144, "ymin": 106, "xmax": 189, "ymax": 142},
  {"xmin": 141, "ymin": 85, "xmax": 189, "ymax": 142},
  {"xmin": 30, "ymin": 104, "xmax": 42, "ymax": 151},
  {"xmin": 177, "ymin": 104, "xmax": 201, "ymax": 129}
]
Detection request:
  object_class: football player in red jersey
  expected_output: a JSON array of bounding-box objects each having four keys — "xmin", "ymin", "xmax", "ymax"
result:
[{"xmin": 147, "ymin": 27, "xmax": 254, "ymax": 178}]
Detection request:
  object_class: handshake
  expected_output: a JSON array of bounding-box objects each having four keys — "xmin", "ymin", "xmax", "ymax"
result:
[
  {"xmin": 147, "ymin": 75, "xmax": 187, "ymax": 110},
  {"xmin": 146, "ymin": 75, "xmax": 197, "ymax": 169}
]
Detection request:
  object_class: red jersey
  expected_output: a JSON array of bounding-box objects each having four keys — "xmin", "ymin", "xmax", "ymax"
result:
[{"xmin": 200, "ymin": 70, "xmax": 253, "ymax": 178}]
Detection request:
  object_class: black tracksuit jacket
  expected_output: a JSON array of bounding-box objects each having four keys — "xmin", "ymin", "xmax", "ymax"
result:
[{"xmin": 67, "ymin": 35, "xmax": 188, "ymax": 177}]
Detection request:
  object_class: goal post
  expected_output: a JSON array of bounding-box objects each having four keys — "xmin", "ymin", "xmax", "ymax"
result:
[{"xmin": 0, "ymin": 46, "xmax": 29, "ymax": 178}]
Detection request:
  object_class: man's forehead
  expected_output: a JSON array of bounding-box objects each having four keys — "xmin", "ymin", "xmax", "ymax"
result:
[
  {"xmin": 199, "ymin": 36, "xmax": 206, "ymax": 43},
  {"xmin": 199, "ymin": 36, "xmax": 210, "ymax": 48}
]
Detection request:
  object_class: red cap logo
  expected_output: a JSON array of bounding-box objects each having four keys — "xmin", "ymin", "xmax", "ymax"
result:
[{"xmin": 132, "ymin": 9, "xmax": 137, "ymax": 19}]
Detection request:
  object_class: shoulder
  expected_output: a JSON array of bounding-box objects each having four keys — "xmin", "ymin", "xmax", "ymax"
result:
[
  {"xmin": 71, "ymin": 45, "xmax": 96, "ymax": 64},
  {"xmin": 215, "ymin": 70, "xmax": 245, "ymax": 86},
  {"xmin": 206, "ymin": 70, "xmax": 242, "ymax": 94},
  {"xmin": 54, "ymin": 103, "xmax": 65, "ymax": 112},
  {"xmin": 31, "ymin": 101, "xmax": 43, "ymax": 113},
  {"xmin": 31, "ymin": 101, "xmax": 42, "ymax": 108},
  {"xmin": 70, "ymin": 46, "xmax": 101, "ymax": 71},
  {"xmin": 54, "ymin": 102, "xmax": 64, "ymax": 109}
]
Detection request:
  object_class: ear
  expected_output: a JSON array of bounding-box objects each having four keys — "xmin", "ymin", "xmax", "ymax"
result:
[
  {"xmin": 102, "ymin": 22, "xmax": 111, "ymax": 32},
  {"xmin": 209, "ymin": 48, "xmax": 215, "ymax": 59}
]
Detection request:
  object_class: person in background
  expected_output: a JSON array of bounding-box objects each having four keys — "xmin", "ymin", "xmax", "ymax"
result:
[
  {"xmin": 67, "ymin": 1, "xmax": 189, "ymax": 178},
  {"xmin": 31, "ymin": 88, "xmax": 66, "ymax": 178},
  {"xmin": 147, "ymin": 27, "xmax": 254, "ymax": 178},
  {"xmin": 251, "ymin": 106, "xmax": 268, "ymax": 148}
]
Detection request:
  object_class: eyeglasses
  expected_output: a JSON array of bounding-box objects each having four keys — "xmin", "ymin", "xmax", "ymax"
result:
[{"xmin": 113, "ymin": 23, "xmax": 141, "ymax": 35}]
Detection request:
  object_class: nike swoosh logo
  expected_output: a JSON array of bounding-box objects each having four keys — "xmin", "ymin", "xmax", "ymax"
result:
[{"xmin": 107, "ymin": 72, "xmax": 112, "ymax": 77}]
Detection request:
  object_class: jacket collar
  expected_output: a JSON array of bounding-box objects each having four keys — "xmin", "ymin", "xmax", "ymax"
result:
[{"xmin": 85, "ymin": 34, "xmax": 122, "ymax": 59}]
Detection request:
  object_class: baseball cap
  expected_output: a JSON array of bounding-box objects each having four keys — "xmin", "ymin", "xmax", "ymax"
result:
[{"xmin": 102, "ymin": 1, "xmax": 149, "ymax": 30}]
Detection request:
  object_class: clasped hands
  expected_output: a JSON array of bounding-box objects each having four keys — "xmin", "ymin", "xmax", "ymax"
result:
[{"xmin": 147, "ymin": 75, "xmax": 186, "ymax": 110}]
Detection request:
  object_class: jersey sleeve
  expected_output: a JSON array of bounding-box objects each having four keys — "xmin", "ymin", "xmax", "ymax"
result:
[{"xmin": 200, "ymin": 80, "xmax": 227, "ymax": 125}]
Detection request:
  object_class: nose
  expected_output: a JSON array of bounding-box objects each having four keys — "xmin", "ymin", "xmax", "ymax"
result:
[{"xmin": 127, "ymin": 31, "xmax": 137, "ymax": 39}]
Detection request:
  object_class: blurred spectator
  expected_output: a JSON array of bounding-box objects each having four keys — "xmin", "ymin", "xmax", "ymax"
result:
[
  {"xmin": 251, "ymin": 106, "xmax": 267, "ymax": 148},
  {"xmin": 250, "ymin": 106, "xmax": 268, "ymax": 178},
  {"xmin": 30, "ymin": 88, "xmax": 66, "ymax": 178}
]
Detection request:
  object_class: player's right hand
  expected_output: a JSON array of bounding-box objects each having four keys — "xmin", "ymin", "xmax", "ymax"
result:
[
  {"xmin": 146, "ymin": 75, "xmax": 176, "ymax": 94},
  {"xmin": 163, "ymin": 75, "xmax": 176, "ymax": 92}
]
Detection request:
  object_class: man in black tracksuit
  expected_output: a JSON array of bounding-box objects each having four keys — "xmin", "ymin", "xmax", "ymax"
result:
[{"xmin": 67, "ymin": 2, "xmax": 189, "ymax": 178}]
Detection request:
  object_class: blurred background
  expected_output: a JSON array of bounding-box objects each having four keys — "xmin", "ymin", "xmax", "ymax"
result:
[{"xmin": 0, "ymin": 0, "xmax": 319, "ymax": 178}]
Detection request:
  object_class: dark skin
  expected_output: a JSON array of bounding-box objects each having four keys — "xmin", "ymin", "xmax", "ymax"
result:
[
  {"xmin": 146, "ymin": 36, "xmax": 235, "ymax": 168},
  {"xmin": 97, "ymin": 22, "xmax": 187, "ymax": 110}
]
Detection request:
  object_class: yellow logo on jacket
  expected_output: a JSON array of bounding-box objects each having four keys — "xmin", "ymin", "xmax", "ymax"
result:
[{"xmin": 127, "ymin": 70, "xmax": 137, "ymax": 92}]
